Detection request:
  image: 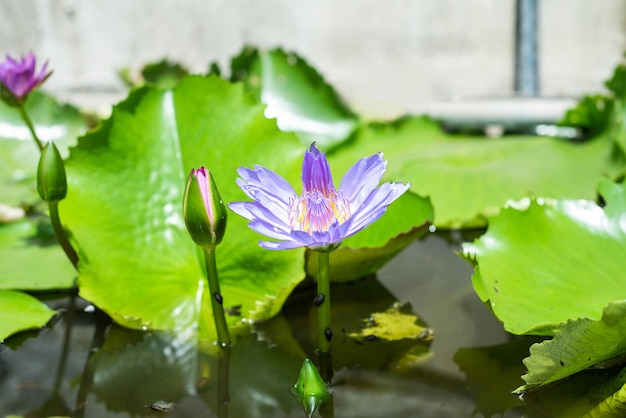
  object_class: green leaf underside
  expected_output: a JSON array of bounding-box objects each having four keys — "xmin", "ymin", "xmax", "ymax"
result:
[
  {"xmin": 233, "ymin": 47, "xmax": 358, "ymax": 149},
  {"xmin": 520, "ymin": 300, "xmax": 626, "ymax": 391},
  {"xmin": 0, "ymin": 218, "xmax": 75, "ymax": 290},
  {"xmin": 462, "ymin": 178, "xmax": 626, "ymax": 336},
  {"xmin": 328, "ymin": 117, "xmax": 622, "ymax": 228},
  {"xmin": 0, "ymin": 290, "xmax": 55, "ymax": 341},
  {"xmin": 0, "ymin": 91, "xmax": 88, "ymax": 207}
]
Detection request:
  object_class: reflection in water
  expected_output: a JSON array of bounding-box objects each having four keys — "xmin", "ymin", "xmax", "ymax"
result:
[
  {"xmin": 0, "ymin": 234, "xmax": 557, "ymax": 417},
  {"xmin": 74, "ymin": 309, "xmax": 110, "ymax": 418},
  {"xmin": 217, "ymin": 346, "xmax": 230, "ymax": 418}
]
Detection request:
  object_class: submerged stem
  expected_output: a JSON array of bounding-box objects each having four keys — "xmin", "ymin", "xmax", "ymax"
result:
[
  {"xmin": 217, "ymin": 345, "xmax": 231, "ymax": 418},
  {"xmin": 203, "ymin": 247, "xmax": 231, "ymax": 346},
  {"xmin": 48, "ymin": 201, "xmax": 79, "ymax": 269},
  {"xmin": 18, "ymin": 104, "xmax": 44, "ymax": 152},
  {"xmin": 75, "ymin": 310, "xmax": 110, "ymax": 418},
  {"xmin": 316, "ymin": 250, "xmax": 332, "ymax": 353},
  {"xmin": 53, "ymin": 293, "xmax": 76, "ymax": 393}
]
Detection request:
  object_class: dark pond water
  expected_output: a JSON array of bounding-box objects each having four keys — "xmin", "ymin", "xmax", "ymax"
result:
[{"xmin": 0, "ymin": 232, "xmax": 540, "ymax": 417}]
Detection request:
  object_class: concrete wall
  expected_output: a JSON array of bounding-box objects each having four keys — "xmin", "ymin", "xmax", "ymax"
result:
[{"xmin": 1, "ymin": 0, "xmax": 626, "ymax": 117}]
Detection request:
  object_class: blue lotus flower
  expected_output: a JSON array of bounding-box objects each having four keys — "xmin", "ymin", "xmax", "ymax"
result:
[{"xmin": 229, "ymin": 143, "xmax": 410, "ymax": 251}]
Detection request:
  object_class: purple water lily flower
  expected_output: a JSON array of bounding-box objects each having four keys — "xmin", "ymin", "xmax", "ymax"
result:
[
  {"xmin": 229, "ymin": 143, "xmax": 410, "ymax": 251},
  {"xmin": 0, "ymin": 52, "xmax": 51, "ymax": 100}
]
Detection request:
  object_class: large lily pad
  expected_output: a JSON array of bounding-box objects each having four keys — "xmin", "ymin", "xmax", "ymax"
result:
[
  {"xmin": 0, "ymin": 290, "xmax": 55, "ymax": 342},
  {"xmin": 62, "ymin": 76, "xmax": 306, "ymax": 331},
  {"xmin": 231, "ymin": 47, "xmax": 358, "ymax": 149},
  {"xmin": 462, "ymin": 178, "xmax": 626, "ymax": 336},
  {"xmin": 328, "ymin": 117, "xmax": 622, "ymax": 228}
]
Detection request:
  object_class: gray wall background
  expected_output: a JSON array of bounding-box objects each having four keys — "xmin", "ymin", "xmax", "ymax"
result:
[{"xmin": 2, "ymin": 0, "xmax": 626, "ymax": 117}]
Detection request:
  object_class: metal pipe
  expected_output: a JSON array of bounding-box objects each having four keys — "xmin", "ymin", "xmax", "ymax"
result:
[{"xmin": 515, "ymin": 0, "xmax": 539, "ymax": 96}]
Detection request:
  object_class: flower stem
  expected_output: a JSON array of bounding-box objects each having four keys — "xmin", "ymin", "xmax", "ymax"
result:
[
  {"xmin": 316, "ymin": 250, "xmax": 332, "ymax": 353},
  {"xmin": 48, "ymin": 201, "xmax": 79, "ymax": 269},
  {"xmin": 203, "ymin": 247, "xmax": 231, "ymax": 346},
  {"xmin": 18, "ymin": 103, "xmax": 44, "ymax": 152}
]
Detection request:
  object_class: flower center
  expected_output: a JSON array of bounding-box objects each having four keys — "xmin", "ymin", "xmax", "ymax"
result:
[{"xmin": 289, "ymin": 188, "xmax": 350, "ymax": 234}]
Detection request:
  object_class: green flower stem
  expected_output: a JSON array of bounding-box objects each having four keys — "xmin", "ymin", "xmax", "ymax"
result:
[
  {"xmin": 318, "ymin": 349, "xmax": 334, "ymax": 384},
  {"xmin": 316, "ymin": 250, "xmax": 332, "ymax": 353},
  {"xmin": 48, "ymin": 201, "xmax": 79, "ymax": 269},
  {"xmin": 18, "ymin": 103, "xmax": 44, "ymax": 152},
  {"xmin": 203, "ymin": 247, "xmax": 231, "ymax": 346}
]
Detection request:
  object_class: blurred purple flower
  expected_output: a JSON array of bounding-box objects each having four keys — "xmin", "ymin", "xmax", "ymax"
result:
[
  {"xmin": 0, "ymin": 52, "xmax": 51, "ymax": 100},
  {"xmin": 229, "ymin": 143, "xmax": 410, "ymax": 251}
]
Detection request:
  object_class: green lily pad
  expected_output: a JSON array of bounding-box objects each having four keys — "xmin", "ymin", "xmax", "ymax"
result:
[
  {"xmin": 328, "ymin": 117, "xmax": 622, "ymax": 228},
  {"xmin": 462, "ymin": 178, "xmax": 626, "ymax": 336},
  {"xmin": 0, "ymin": 91, "xmax": 89, "ymax": 207},
  {"xmin": 0, "ymin": 290, "xmax": 55, "ymax": 341},
  {"xmin": 519, "ymin": 300, "xmax": 626, "ymax": 391},
  {"xmin": 306, "ymin": 191, "xmax": 433, "ymax": 282},
  {"xmin": 62, "ymin": 76, "xmax": 306, "ymax": 331},
  {"xmin": 231, "ymin": 47, "xmax": 358, "ymax": 149},
  {"xmin": 0, "ymin": 218, "xmax": 76, "ymax": 290}
]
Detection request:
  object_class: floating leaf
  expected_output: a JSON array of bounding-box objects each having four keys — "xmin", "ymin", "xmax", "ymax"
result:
[
  {"xmin": 462, "ymin": 178, "xmax": 626, "ymax": 335},
  {"xmin": 328, "ymin": 117, "xmax": 622, "ymax": 228},
  {"xmin": 0, "ymin": 290, "xmax": 55, "ymax": 341},
  {"xmin": 519, "ymin": 300, "xmax": 626, "ymax": 391},
  {"xmin": 348, "ymin": 302, "xmax": 433, "ymax": 343},
  {"xmin": 62, "ymin": 76, "xmax": 306, "ymax": 331},
  {"xmin": 231, "ymin": 47, "xmax": 358, "ymax": 149},
  {"xmin": 0, "ymin": 218, "xmax": 75, "ymax": 290}
]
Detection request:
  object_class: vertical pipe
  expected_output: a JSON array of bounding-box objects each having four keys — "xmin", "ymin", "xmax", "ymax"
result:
[{"xmin": 515, "ymin": 0, "xmax": 539, "ymax": 96}]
